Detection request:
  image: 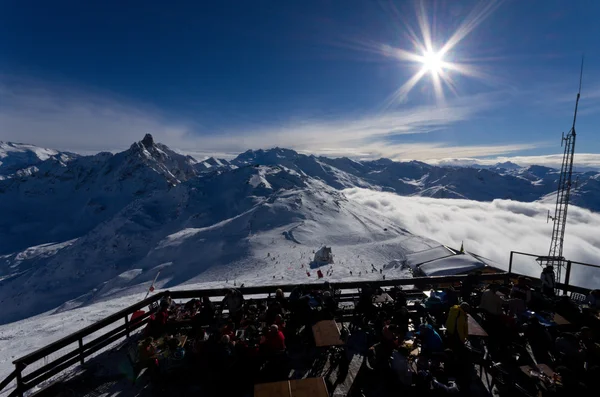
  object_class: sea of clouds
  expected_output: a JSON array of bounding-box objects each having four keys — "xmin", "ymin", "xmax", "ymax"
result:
[{"xmin": 344, "ymin": 188, "xmax": 600, "ymax": 289}]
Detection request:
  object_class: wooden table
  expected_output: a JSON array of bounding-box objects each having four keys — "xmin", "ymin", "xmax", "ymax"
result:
[
  {"xmin": 520, "ymin": 364, "xmax": 555, "ymax": 379},
  {"xmin": 255, "ymin": 377, "xmax": 328, "ymax": 397},
  {"xmin": 312, "ymin": 320, "xmax": 344, "ymax": 347},
  {"xmin": 553, "ymin": 313, "xmax": 570, "ymax": 326},
  {"xmin": 255, "ymin": 380, "xmax": 292, "ymax": 397},
  {"xmin": 467, "ymin": 314, "xmax": 488, "ymax": 337}
]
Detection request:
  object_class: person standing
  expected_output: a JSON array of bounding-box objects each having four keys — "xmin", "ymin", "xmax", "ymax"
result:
[{"xmin": 540, "ymin": 265, "xmax": 556, "ymax": 297}]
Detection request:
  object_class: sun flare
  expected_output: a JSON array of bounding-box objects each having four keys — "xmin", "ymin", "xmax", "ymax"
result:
[
  {"xmin": 371, "ymin": 0, "xmax": 503, "ymax": 105},
  {"xmin": 420, "ymin": 50, "xmax": 443, "ymax": 75}
]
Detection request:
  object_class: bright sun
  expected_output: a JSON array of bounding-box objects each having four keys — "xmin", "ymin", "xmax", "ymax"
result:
[
  {"xmin": 374, "ymin": 0, "xmax": 503, "ymax": 104},
  {"xmin": 421, "ymin": 50, "xmax": 443, "ymax": 74}
]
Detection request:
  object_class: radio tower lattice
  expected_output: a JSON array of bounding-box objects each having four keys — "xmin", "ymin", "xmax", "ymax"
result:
[{"xmin": 544, "ymin": 57, "xmax": 584, "ymax": 283}]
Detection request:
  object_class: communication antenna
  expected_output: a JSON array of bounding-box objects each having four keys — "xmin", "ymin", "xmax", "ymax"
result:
[{"xmin": 540, "ymin": 56, "xmax": 584, "ymax": 284}]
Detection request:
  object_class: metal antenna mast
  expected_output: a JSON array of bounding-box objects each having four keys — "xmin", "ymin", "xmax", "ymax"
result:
[{"xmin": 544, "ymin": 57, "xmax": 584, "ymax": 283}]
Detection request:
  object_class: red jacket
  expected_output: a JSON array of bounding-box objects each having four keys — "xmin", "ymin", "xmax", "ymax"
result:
[
  {"xmin": 154, "ymin": 309, "xmax": 169, "ymax": 325},
  {"xmin": 262, "ymin": 331, "xmax": 286, "ymax": 352}
]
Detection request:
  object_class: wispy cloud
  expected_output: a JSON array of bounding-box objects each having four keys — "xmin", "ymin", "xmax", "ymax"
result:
[
  {"xmin": 0, "ymin": 76, "xmax": 537, "ymax": 161},
  {"xmin": 0, "ymin": 78, "xmax": 197, "ymax": 153},
  {"xmin": 345, "ymin": 188, "xmax": 600, "ymax": 288},
  {"xmin": 428, "ymin": 153, "xmax": 600, "ymax": 170}
]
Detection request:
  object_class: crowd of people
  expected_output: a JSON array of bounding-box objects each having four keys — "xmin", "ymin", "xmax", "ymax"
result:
[
  {"xmin": 136, "ymin": 282, "xmax": 341, "ymax": 394},
  {"xmin": 131, "ymin": 271, "xmax": 600, "ymax": 396}
]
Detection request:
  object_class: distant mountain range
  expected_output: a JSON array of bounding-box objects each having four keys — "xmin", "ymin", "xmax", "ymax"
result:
[
  {"xmin": 1, "ymin": 136, "xmax": 599, "ymax": 255},
  {"xmin": 0, "ymin": 135, "xmax": 598, "ymax": 324}
]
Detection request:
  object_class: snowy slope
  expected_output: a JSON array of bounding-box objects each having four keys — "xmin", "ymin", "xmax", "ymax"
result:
[
  {"xmin": 0, "ymin": 142, "xmax": 78, "ymax": 178},
  {"xmin": 0, "ymin": 162, "xmax": 455, "ymax": 325}
]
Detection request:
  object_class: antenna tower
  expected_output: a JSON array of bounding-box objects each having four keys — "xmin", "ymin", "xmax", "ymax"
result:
[{"xmin": 543, "ymin": 57, "xmax": 584, "ymax": 283}]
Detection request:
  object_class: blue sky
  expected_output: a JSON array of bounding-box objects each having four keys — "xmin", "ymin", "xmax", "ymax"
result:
[{"xmin": 1, "ymin": 0, "xmax": 600, "ymax": 167}]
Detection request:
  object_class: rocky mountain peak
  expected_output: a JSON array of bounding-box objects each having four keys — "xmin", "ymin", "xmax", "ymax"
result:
[{"xmin": 141, "ymin": 134, "xmax": 154, "ymax": 147}]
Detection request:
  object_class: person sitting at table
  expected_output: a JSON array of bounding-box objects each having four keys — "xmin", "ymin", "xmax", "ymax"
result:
[
  {"xmin": 578, "ymin": 326, "xmax": 600, "ymax": 367},
  {"xmin": 417, "ymin": 324, "xmax": 443, "ymax": 356},
  {"xmin": 523, "ymin": 317, "xmax": 553, "ymax": 364},
  {"xmin": 193, "ymin": 296, "xmax": 215, "ymax": 327},
  {"xmin": 191, "ymin": 329, "xmax": 206, "ymax": 358},
  {"xmin": 555, "ymin": 332, "xmax": 583, "ymax": 369},
  {"xmin": 273, "ymin": 314, "xmax": 286, "ymax": 335},
  {"xmin": 555, "ymin": 366, "xmax": 588, "ymax": 396},
  {"xmin": 265, "ymin": 299, "xmax": 284, "ymax": 325},
  {"xmin": 480, "ymin": 284, "xmax": 503, "ymax": 315},
  {"xmin": 445, "ymin": 303, "xmax": 470, "ymax": 347},
  {"xmin": 391, "ymin": 286, "xmax": 407, "ymax": 308},
  {"xmin": 214, "ymin": 334, "xmax": 236, "ymax": 371},
  {"xmin": 321, "ymin": 290, "xmax": 337, "ymax": 320},
  {"xmin": 184, "ymin": 298, "xmax": 200, "ymax": 315},
  {"xmin": 144, "ymin": 300, "xmax": 170, "ymax": 338},
  {"xmin": 221, "ymin": 321, "xmax": 236, "ymax": 340},
  {"xmin": 391, "ymin": 346, "xmax": 413, "ymax": 388},
  {"xmin": 138, "ymin": 337, "xmax": 160, "ymax": 377},
  {"xmin": 510, "ymin": 276, "xmax": 532, "ymax": 303},
  {"xmin": 445, "ymin": 286, "xmax": 459, "ymax": 307},
  {"xmin": 160, "ymin": 292, "xmax": 176, "ymax": 310},
  {"xmin": 382, "ymin": 323, "xmax": 400, "ymax": 350},
  {"xmin": 392, "ymin": 306, "xmax": 410, "ymax": 336},
  {"xmin": 139, "ymin": 337, "xmax": 157, "ymax": 362},
  {"xmin": 260, "ymin": 324, "xmax": 286, "ymax": 354}
]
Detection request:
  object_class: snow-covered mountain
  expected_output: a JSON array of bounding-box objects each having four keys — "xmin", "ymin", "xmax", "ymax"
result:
[
  {"xmin": 0, "ymin": 134, "xmax": 198, "ymax": 253},
  {"xmin": 0, "ymin": 161, "xmax": 450, "ymax": 324},
  {"xmin": 194, "ymin": 156, "xmax": 236, "ymax": 173},
  {"xmin": 1, "ymin": 138, "xmax": 599, "ymax": 325},
  {"xmin": 0, "ymin": 141, "xmax": 78, "ymax": 179},
  {"xmin": 228, "ymin": 148, "xmax": 600, "ymax": 210}
]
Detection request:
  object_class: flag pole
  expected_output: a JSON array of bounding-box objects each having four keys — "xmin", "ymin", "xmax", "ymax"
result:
[{"xmin": 144, "ymin": 271, "xmax": 161, "ymax": 300}]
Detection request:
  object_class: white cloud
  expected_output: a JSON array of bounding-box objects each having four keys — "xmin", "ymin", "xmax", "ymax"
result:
[
  {"xmin": 344, "ymin": 188, "xmax": 600, "ymax": 289},
  {"xmin": 0, "ymin": 79, "xmax": 198, "ymax": 153},
  {"xmin": 428, "ymin": 153, "xmax": 600, "ymax": 170},
  {"xmin": 0, "ymin": 77, "xmax": 542, "ymax": 162}
]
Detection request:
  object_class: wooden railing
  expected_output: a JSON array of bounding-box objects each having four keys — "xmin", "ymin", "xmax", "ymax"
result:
[{"xmin": 0, "ymin": 260, "xmax": 595, "ymax": 397}]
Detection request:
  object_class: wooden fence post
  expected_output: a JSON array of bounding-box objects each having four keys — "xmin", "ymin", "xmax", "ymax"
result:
[
  {"xmin": 78, "ymin": 338, "xmax": 84, "ymax": 366},
  {"xmin": 125, "ymin": 315, "xmax": 130, "ymax": 338},
  {"xmin": 15, "ymin": 363, "xmax": 25, "ymax": 397},
  {"xmin": 564, "ymin": 261, "xmax": 572, "ymax": 295}
]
